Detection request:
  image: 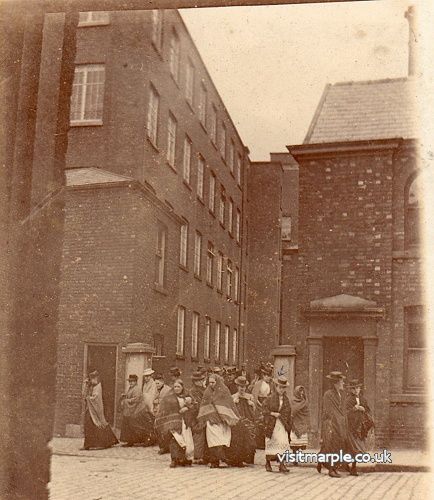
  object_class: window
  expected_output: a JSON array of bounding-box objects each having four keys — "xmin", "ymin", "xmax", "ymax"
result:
[
  {"xmin": 167, "ymin": 113, "xmax": 177, "ymax": 167},
  {"xmin": 236, "ymin": 153, "xmax": 242, "ymax": 185},
  {"xmin": 215, "ymin": 322, "xmax": 221, "ymax": 360},
  {"xmin": 204, "ymin": 317, "xmax": 211, "ymax": 360},
  {"xmin": 151, "ymin": 10, "xmax": 164, "ymax": 52},
  {"xmin": 210, "ymin": 105, "xmax": 217, "ymax": 144},
  {"xmin": 406, "ymin": 174, "xmax": 422, "ymax": 248},
  {"xmin": 197, "ymin": 156, "xmax": 205, "ymax": 200},
  {"xmin": 147, "ymin": 85, "xmax": 159, "ymax": 146},
  {"xmin": 226, "ymin": 259, "xmax": 233, "ymax": 298},
  {"xmin": 209, "ymin": 172, "xmax": 216, "ymax": 213},
  {"xmin": 228, "ymin": 198, "xmax": 234, "ymax": 235},
  {"xmin": 234, "ymin": 266, "xmax": 239, "ymax": 302},
  {"xmin": 217, "ymin": 252, "xmax": 224, "ymax": 292},
  {"xmin": 182, "ymin": 136, "xmax": 192, "ymax": 184},
  {"xmin": 78, "ymin": 11, "xmax": 109, "ymax": 26},
  {"xmin": 194, "ymin": 231, "xmax": 202, "ymax": 277},
  {"xmin": 232, "ymin": 329, "xmax": 238, "ymax": 364},
  {"xmin": 192, "ymin": 312, "xmax": 199, "ymax": 359},
  {"xmin": 155, "ymin": 223, "xmax": 167, "ymax": 287},
  {"xmin": 199, "ymin": 84, "xmax": 207, "ymax": 126},
  {"xmin": 405, "ymin": 306, "xmax": 426, "ymax": 390},
  {"xmin": 70, "ymin": 64, "xmax": 105, "ymax": 125},
  {"xmin": 235, "ymin": 209, "xmax": 241, "ymax": 243},
  {"xmin": 219, "ymin": 188, "xmax": 226, "ymax": 226},
  {"xmin": 219, "ymin": 123, "xmax": 226, "ymax": 160},
  {"xmin": 281, "ymin": 215, "xmax": 292, "ymax": 241},
  {"xmin": 179, "ymin": 221, "xmax": 188, "ymax": 268},
  {"xmin": 224, "ymin": 326, "xmax": 230, "ymax": 363},
  {"xmin": 169, "ymin": 30, "xmax": 180, "ymax": 82},
  {"xmin": 229, "ymin": 140, "xmax": 235, "ymax": 174},
  {"xmin": 185, "ymin": 59, "xmax": 195, "ymax": 106},
  {"xmin": 176, "ymin": 306, "xmax": 185, "ymax": 356},
  {"xmin": 206, "ymin": 242, "xmax": 214, "ymax": 285}
]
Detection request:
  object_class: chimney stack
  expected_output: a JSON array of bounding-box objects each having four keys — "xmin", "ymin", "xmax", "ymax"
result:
[{"xmin": 404, "ymin": 6, "xmax": 418, "ymax": 77}]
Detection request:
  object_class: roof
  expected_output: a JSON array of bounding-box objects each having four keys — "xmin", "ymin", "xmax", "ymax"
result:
[
  {"xmin": 66, "ymin": 167, "xmax": 133, "ymax": 186},
  {"xmin": 304, "ymin": 77, "xmax": 419, "ymax": 144}
]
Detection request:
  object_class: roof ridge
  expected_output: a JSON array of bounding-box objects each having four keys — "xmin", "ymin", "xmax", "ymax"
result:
[{"xmin": 331, "ymin": 76, "xmax": 410, "ymax": 87}]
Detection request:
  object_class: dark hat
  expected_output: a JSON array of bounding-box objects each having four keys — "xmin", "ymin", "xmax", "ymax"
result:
[
  {"xmin": 227, "ymin": 366, "xmax": 237, "ymax": 374},
  {"xmin": 191, "ymin": 371, "xmax": 206, "ymax": 381},
  {"xmin": 88, "ymin": 370, "xmax": 99, "ymax": 378},
  {"xmin": 234, "ymin": 376, "xmax": 249, "ymax": 387},
  {"xmin": 127, "ymin": 374, "xmax": 138, "ymax": 382},
  {"xmin": 169, "ymin": 367, "xmax": 181, "ymax": 376},
  {"xmin": 212, "ymin": 366, "xmax": 222, "ymax": 373},
  {"xmin": 261, "ymin": 366, "xmax": 272, "ymax": 376},
  {"xmin": 276, "ymin": 376, "xmax": 289, "ymax": 387},
  {"xmin": 347, "ymin": 379, "xmax": 362, "ymax": 389},
  {"xmin": 154, "ymin": 372, "xmax": 164, "ymax": 380},
  {"xmin": 326, "ymin": 371, "xmax": 346, "ymax": 381}
]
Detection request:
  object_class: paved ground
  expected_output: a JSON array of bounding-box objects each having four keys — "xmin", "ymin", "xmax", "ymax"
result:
[{"xmin": 49, "ymin": 439, "xmax": 433, "ymax": 500}]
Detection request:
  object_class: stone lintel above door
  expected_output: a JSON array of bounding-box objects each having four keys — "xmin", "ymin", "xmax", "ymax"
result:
[{"xmin": 303, "ymin": 293, "xmax": 385, "ymax": 319}]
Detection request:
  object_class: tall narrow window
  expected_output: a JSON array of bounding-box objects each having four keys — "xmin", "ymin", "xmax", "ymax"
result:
[
  {"xmin": 232, "ymin": 329, "xmax": 238, "ymax": 364},
  {"xmin": 155, "ymin": 223, "xmax": 167, "ymax": 287},
  {"xmin": 197, "ymin": 155, "xmax": 205, "ymax": 200},
  {"xmin": 405, "ymin": 305, "xmax": 426, "ymax": 390},
  {"xmin": 206, "ymin": 242, "xmax": 214, "ymax": 285},
  {"xmin": 215, "ymin": 322, "xmax": 221, "ymax": 360},
  {"xmin": 185, "ymin": 59, "xmax": 195, "ymax": 106},
  {"xmin": 224, "ymin": 326, "xmax": 230, "ymax": 363},
  {"xmin": 217, "ymin": 252, "xmax": 224, "ymax": 292},
  {"xmin": 182, "ymin": 136, "xmax": 192, "ymax": 184},
  {"xmin": 226, "ymin": 259, "xmax": 233, "ymax": 298},
  {"xmin": 147, "ymin": 84, "xmax": 159, "ymax": 146},
  {"xmin": 199, "ymin": 84, "xmax": 207, "ymax": 126},
  {"xmin": 169, "ymin": 30, "xmax": 180, "ymax": 82},
  {"xmin": 176, "ymin": 306, "xmax": 185, "ymax": 356},
  {"xmin": 78, "ymin": 11, "xmax": 109, "ymax": 26},
  {"xmin": 151, "ymin": 10, "xmax": 164, "ymax": 51},
  {"xmin": 210, "ymin": 105, "xmax": 217, "ymax": 144},
  {"xmin": 236, "ymin": 153, "xmax": 242, "ymax": 185},
  {"xmin": 219, "ymin": 188, "xmax": 225, "ymax": 226},
  {"xmin": 70, "ymin": 64, "xmax": 105, "ymax": 125},
  {"xmin": 191, "ymin": 312, "xmax": 199, "ymax": 359},
  {"xmin": 229, "ymin": 140, "xmax": 235, "ymax": 174},
  {"xmin": 234, "ymin": 266, "xmax": 239, "ymax": 302},
  {"xmin": 228, "ymin": 198, "xmax": 234, "ymax": 235},
  {"xmin": 179, "ymin": 221, "xmax": 188, "ymax": 268},
  {"xmin": 209, "ymin": 172, "xmax": 216, "ymax": 213},
  {"xmin": 219, "ymin": 123, "xmax": 227, "ymax": 160},
  {"xmin": 194, "ymin": 231, "xmax": 202, "ymax": 277},
  {"xmin": 406, "ymin": 174, "xmax": 422, "ymax": 248},
  {"xmin": 235, "ymin": 209, "xmax": 241, "ymax": 243},
  {"xmin": 167, "ymin": 113, "xmax": 177, "ymax": 167},
  {"xmin": 281, "ymin": 215, "xmax": 292, "ymax": 241},
  {"xmin": 204, "ymin": 317, "xmax": 211, "ymax": 360}
]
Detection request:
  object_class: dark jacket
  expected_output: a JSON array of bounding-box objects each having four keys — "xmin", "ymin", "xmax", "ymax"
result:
[
  {"xmin": 262, "ymin": 391, "xmax": 292, "ymax": 439},
  {"xmin": 320, "ymin": 388, "xmax": 347, "ymax": 453},
  {"xmin": 345, "ymin": 393, "xmax": 374, "ymax": 441}
]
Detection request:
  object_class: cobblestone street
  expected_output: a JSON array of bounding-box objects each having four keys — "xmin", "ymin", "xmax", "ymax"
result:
[{"xmin": 49, "ymin": 440, "xmax": 432, "ymax": 500}]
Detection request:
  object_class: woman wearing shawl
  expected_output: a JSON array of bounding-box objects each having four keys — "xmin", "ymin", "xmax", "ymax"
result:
[
  {"xmin": 119, "ymin": 374, "xmax": 155, "ymax": 447},
  {"xmin": 262, "ymin": 376, "xmax": 291, "ymax": 473},
  {"xmin": 290, "ymin": 385, "xmax": 310, "ymax": 464},
  {"xmin": 81, "ymin": 371, "xmax": 118, "ymax": 450},
  {"xmin": 155, "ymin": 379, "xmax": 195, "ymax": 468},
  {"xmin": 226, "ymin": 376, "xmax": 257, "ymax": 467},
  {"xmin": 142, "ymin": 368, "xmax": 158, "ymax": 412},
  {"xmin": 197, "ymin": 373, "xmax": 240, "ymax": 468}
]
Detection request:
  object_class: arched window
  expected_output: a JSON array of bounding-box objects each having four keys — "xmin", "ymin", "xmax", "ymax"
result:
[{"xmin": 405, "ymin": 174, "xmax": 422, "ymax": 248}]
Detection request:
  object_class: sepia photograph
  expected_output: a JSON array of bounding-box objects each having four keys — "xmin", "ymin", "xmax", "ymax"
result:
[{"xmin": 1, "ymin": 0, "xmax": 433, "ymax": 498}]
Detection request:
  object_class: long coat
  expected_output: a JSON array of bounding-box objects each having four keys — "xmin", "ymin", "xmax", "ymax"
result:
[
  {"xmin": 345, "ymin": 393, "xmax": 374, "ymax": 454},
  {"xmin": 320, "ymin": 388, "xmax": 347, "ymax": 454},
  {"xmin": 262, "ymin": 391, "xmax": 292, "ymax": 439}
]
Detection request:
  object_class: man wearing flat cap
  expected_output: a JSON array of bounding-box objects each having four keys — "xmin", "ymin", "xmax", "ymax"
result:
[
  {"xmin": 317, "ymin": 371, "xmax": 347, "ymax": 478},
  {"xmin": 190, "ymin": 370, "xmax": 208, "ymax": 464}
]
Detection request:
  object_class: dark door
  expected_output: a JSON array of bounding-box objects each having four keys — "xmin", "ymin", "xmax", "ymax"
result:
[
  {"xmin": 322, "ymin": 337, "xmax": 364, "ymax": 394},
  {"xmin": 86, "ymin": 344, "xmax": 117, "ymax": 425}
]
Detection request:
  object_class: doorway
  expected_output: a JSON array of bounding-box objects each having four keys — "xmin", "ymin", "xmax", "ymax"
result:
[{"xmin": 85, "ymin": 344, "xmax": 118, "ymax": 425}]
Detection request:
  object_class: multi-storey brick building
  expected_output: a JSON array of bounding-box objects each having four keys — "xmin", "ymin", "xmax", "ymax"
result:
[
  {"xmin": 33, "ymin": 10, "xmax": 250, "ymax": 435},
  {"xmin": 249, "ymin": 76, "xmax": 426, "ymax": 448}
]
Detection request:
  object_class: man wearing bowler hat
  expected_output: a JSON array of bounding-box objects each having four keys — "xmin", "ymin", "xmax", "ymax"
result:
[{"xmin": 317, "ymin": 371, "xmax": 347, "ymax": 478}]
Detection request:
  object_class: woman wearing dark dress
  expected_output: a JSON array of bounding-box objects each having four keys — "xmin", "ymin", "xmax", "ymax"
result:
[{"xmin": 81, "ymin": 370, "xmax": 118, "ymax": 450}]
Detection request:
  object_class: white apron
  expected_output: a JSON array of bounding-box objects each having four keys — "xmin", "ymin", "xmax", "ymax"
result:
[
  {"xmin": 265, "ymin": 396, "xmax": 290, "ymax": 455},
  {"xmin": 171, "ymin": 397, "xmax": 194, "ymax": 459},
  {"xmin": 206, "ymin": 421, "xmax": 231, "ymax": 448}
]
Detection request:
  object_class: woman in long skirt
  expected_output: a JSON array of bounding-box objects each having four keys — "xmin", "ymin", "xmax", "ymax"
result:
[
  {"xmin": 262, "ymin": 376, "xmax": 291, "ymax": 473},
  {"xmin": 155, "ymin": 379, "xmax": 195, "ymax": 468},
  {"xmin": 290, "ymin": 385, "xmax": 310, "ymax": 464},
  {"xmin": 81, "ymin": 370, "xmax": 118, "ymax": 450}
]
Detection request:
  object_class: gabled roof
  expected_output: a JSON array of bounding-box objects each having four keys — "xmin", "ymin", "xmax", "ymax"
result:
[
  {"xmin": 66, "ymin": 167, "xmax": 133, "ymax": 186},
  {"xmin": 304, "ymin": 77, "xmax": 419, "ymax": 144}
]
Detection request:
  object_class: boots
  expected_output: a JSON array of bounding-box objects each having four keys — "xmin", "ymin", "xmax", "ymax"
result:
[
  {"xmin": 265, "ymin": 459, "xmax": 273, "ymax": 472},
  {"xmin": 350, "ymin": 463, "xmax": 359, "ymax": 476},
  {"xmin": 279, "ymin": 461, "xmax": 290, "ymax": 473}
]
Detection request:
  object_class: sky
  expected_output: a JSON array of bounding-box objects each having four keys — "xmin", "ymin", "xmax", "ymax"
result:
[{"xmin": 180, "ymin": 0, "xmax": 413, "ymax": 160}]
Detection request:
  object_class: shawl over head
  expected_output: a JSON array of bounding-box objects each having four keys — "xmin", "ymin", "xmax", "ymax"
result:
[
  {"xmin": 154, "ymin": 388, "xmax": 183, "ymax": 438},
  {"xmin": 197, "ymin": 376, "xmax": 240, "ymax": 428},
  {"xmin": 290, "ymin": 385, "xmax": 310, "ymax": 437},
  {"xmin": 86, "ymin": 382, "xmax": 108, "ymax": 429}
]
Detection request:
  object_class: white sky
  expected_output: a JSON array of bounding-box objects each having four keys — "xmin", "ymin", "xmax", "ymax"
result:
[{"xmin": 180, "ymin": 0, "xmax": 413, "ymax": 160}]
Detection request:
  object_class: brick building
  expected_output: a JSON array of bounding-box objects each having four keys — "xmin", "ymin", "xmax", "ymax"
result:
[
  {"xmin": 33, "ymin": 10, "xmax": 250, "ymax": 435},
  {"xmin": 249, "ymin": 76, "xmax": 426, "ymax": 448}
]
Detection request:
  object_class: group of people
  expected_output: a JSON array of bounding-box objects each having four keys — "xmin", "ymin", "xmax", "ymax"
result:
[{"xmin": 81, "ymin": 364, "xmax": 374, "ymax": 476}]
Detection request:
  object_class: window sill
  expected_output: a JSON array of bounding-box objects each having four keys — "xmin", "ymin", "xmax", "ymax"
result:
[
  {"xmin": 206, "ymin": 281, "xmax": 213, "ymax": 289},
  {"xmin": 186, "ymin": 98, "xmax": 195, "ymax": 113},
  {"xmin": 230, "ymin": 170, "xmax": 235, "ymax": 179},
  {"xmin": 217, "ymin": 289, "xmax": 223, "ymax": 295},
  {"xmin": 200, "ymin": 121, "xmax": 207, "ymax": 134},
  {"xmin": 392, "ymin": 249, "xmax": 420, "ymax": 260},
  {"xmin": 219, "ymin": 221, "xmax": 225, "ymax": 229},
  {"xmin": 209, "ymin": 209, "xmax": 216, "ymax": 218},
  {"xmin": 197, "ymin": 195, "xmax": 204, "ymax": 205},
  {"xmin": 70, "ymin": 120, "xmax": 103, "ymax": 127},
  {"xmin": 183, "ymin": 179, "xmax": 192, "ymax": 191},
  {"xmin": 194, "ymin": 274, "xmax": 202, "ymax": 282},
  {"xmin": 179, "ymin": 264, "xmax": 189, "ymax": 273},
  {"xmin": 151, "ymin": 41, "xmax": 164, "ymax": 60},
  {"xmin": 170, "ymin": 73, "xmax": 180, "ymax": 89},
  {"xmin": 211, "ymin": 139, "xmax": 218, "ymax": 150},
  {"xmin": 228, "ymin": 231, "xmax": 234, "ymax": 239},
  {"xmin": 191, "ymin": 356, "xmax": 199, "ymax": 362},
  {"xmin": 175, "ymin": 354, "xmax": 185, "ymax": 360},
  {"xmin": 153, "ymin": 284, "xmax": 168, "ymax": 295},
  {"xmin": 390, "ymin": 393, "xmax": 426, "ymax": 404},
  {"xmin": 147, "ymin": 136, "xmax": 159, "ymax": 152},
  {"xmin": 78, "ymin": 21, "xmax": 110, "ymax": 28},
  {"xmin": 167, "ymin": 161, "xmax": 177, "ymax": 174}
]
